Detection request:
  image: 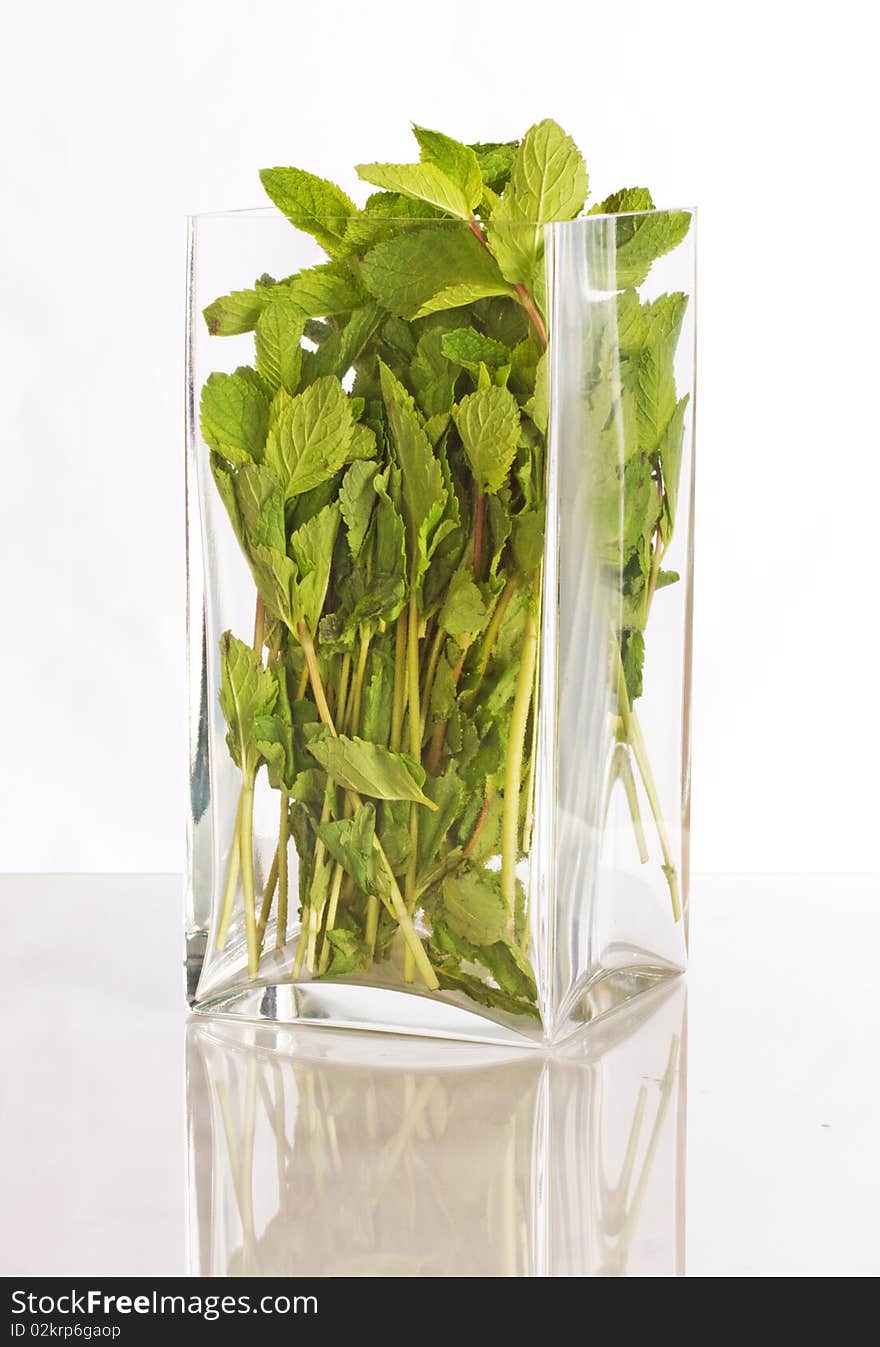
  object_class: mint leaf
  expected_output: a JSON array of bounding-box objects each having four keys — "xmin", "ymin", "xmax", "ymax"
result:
[
  {"xmin": 524, "ymin": 349, "xmax": 548, "ymax": 434},
  {"xmin": 288, "ymin": 502, "xmax": 341, "ymax": 631},
  {"xmin": 300, "ymin": 303, "xmax": 382, "ymax": 386},
  {"xmin": 469, "ymin": 141, "xmax": 518, "ymax": 193},
  {"xmin": 264, "ymin": 376, "xmax": 354, "ymax": 496},
  {"xmin": 411, "ymin": 125, "xmax": 483, "ymax": 212},
  {"xmin": 361, "ymin": 649, "xmax": 392, "ymax": 747},
  {"xmin": 259, "ymin": 167, "xmax": 359, "ymax": 258},
  {"xmin": 317, "ymin": 802, "xmax": 384, "ymax": 895},
  {"xmin": 439, "ymin": 864, "xmax": 508, "ymax": 945},
  {"xmin": 282, "ymin": 261, "xmax": 366, "ymax": 316},
  {"xmin": 253, "ymin": 663, "xmax": 296, "ymax": 791},
  {"xmin": 339, "ymin": 460, "xmax": 378, "ymax": 558},
  {"xmin": 659, "ymin": 395, "xmax": 689, "ymax": 542},
  {"xmin": 200, "ymin": 369, "xmax": 269, "ymax": 466},
  {"xmin": 379, "ymin": 362, "xmax": 446, "ymax": 574},
  {"xmin": 409, "ymin": 329, "xmax": 458, "ymax": 417},
  {"xmin": 438, "ymin": 567, "xmax": 488, "ymax": 638},
  {"xmin": 613, "ymin": 210, "xmax": 692, "ymax": 289},
  {"xmin": 589, "ymin": 186, "xmax": 654, "ymax": 215},
  {"xmin": 320, "ymin": 927, "xmax": 370, "ymax": 977},
  {"xmin": 452, "ymin": 385, "xmax": 521, "ymax": 493},
  {"xmin": 218, "ymin": 632, "xmax": 278, "ymax": 778},
  {"xmin": 620, "ymin": 628, "xmax": 645, "ymax": 702},
  {"xmin": 204, "ymin": 288, "xmax": 264, "ymax": 336},
  {"xmin": 361, "ymin": 224, "xmax": 515, "ymax": 319},
  {"xmin": 440, "ymin": 327, "xmax": 510, "ymax": 375},
  {"xmin": 356, "ymin": 152, "xmax": 477, "ymax": 221},
  {"xmin": 254, "ymin": 297, "xmax": 304, "ymax": 394},
  {"xmin": 307, "ymin": 730, "xmax": 438, "ymax": 809},
  {"xmin": 418, "ymin": 765, "xmax": 464, "ymax": 867},
  {"xmin": 488, "ymin": 119, "xmax": 588, "ymax": 286}
]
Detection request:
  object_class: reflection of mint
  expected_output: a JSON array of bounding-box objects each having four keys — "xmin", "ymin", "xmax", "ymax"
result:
[{"xmin": 203, "ymin": 120, "xmax": 690, "ymax": 1014}]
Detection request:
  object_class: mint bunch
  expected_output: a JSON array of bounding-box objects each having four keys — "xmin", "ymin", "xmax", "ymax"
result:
[{"xmin": 201, "ymin": 120, "xmax": 689, "ymax": 1017}]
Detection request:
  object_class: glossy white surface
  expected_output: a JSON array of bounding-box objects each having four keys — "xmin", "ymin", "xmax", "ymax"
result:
[{"xmin": 0, "ymin": 874, "xmax": 877, "ymax": 1276}]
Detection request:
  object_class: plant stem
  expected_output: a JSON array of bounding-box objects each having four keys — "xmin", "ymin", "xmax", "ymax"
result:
[
  {"xmin": 501, "ymin": 605, "xmax": 538, "ymax": 929},
  {"xmin": 252, "ymin": 595, "xmax": 266, "ymax": 651},
  {"xmin": 239, "ymin": 776, "xmax": 259, "ymax": 977},
  {"xmin": 390, "ymin": 614, "xmax": 408, "ymax": 752},
  {"xmin": 215, "ymin": 787, "xmax": 244, "ymax": 950},
  {"xmin": 473, "ymin": 487, "xmax": 486, "ymax": 580},
  {"xmin": 348, "ymin": 628, "xmax": 371, "ymax": 734},
  {"xmin": 276, "ymin": 792, "xmax": 290, "ymax": 948},
  {"xmin": 297, "ymin": 620, "xmax": 333, "ymax": 726},
  {"xmin": 467, "ymin": 216, "xmax": 548, "ymax": 350},
  {"xmin": 462, "ymin": 576, "xmax": 517, "ymax": 713},
  {"xmin": 612, "ymin": 640, "xmax": 681, "ymax": 920},
  {"xmin": 419, "ymin": 625, "xmax": 445, "ymax": 741},
  {"xmin": 318, "ymin": 862, "xmax": 346, "ymax": 975},
  {"xmin": 301, "ymin": 633, "xmax": 439, "ymax": 990},
  {"xmin": 606, "ymin": 743, "xmax": 649, "ymax": 863},
  {"xmin": 404, "ymin": 590, "xmax": 422, "ymax": 983},
  {"xmin": 425, "ymin": 647, "xmax": 466, "ymax": 775},
  {"xmin": 463, "ymin": 788, "xmax": 494, "ymax": 857},
  {"xmin": 256, "ymin": 847, "xmax": 278, "ymax": 950}
]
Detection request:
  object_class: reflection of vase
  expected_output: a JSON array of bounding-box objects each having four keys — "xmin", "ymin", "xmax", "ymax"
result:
[
  {"xmin": 186, "ymin": 206, "xmax": 695, "ymax": 1042},
  {"xmin": 186, "ymin": 982, "xmax": 686, "ymax": 1276}
]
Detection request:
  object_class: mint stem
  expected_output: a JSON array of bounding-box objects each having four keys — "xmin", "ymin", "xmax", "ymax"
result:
[
  {"xmin": 403, "ymin": 589, "xmax": 422, "ymax": 984},
  {"xmin": 501, "ymin": 604, "xmax": 538, "ymax": 927},
  {"xmin": 239, "ymin": 776, "xmax": 259, "ymax": 977},
  {"xmin": 215, "ymin": 786, "xmax": 244, "ymax": 951}
]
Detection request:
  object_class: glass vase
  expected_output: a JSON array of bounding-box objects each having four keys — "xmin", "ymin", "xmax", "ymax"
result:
[{"xmin": 186, "ymin": 206, "xmax": 695, "ymax": 1044}]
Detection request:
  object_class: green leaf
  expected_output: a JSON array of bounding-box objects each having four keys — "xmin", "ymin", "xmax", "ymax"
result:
[
  {"xmin": 469, "ymin": 141, "xmax": 518, "ymax": 193},
  {"xmin": 418, "ymin": 766, "xmax": 464, "ymax": 868},
  {"xmin": 320, "ymin": 928, "xmax": 370, "ymax": 977},
  {"xmin": 659, "ymin": 395, "xmax": 689, "ymax": 542},
  {"xmin": 254, "ymin": 297, "xmax": 304, "ymax": 394},
  {"xmin": 379, "ymin": 362, "xmax": 446, "ymax": 573},
  {"xmin": 307, "ymin": 730, "xmax": 438, "ymax": 809},
  {"xmin": 635, "ymin": 341, "xmax": 678, "ymax": 458},
  {"xmin": 438, "ymin": 567, "xmax": 488, "ymax": 638},
  {"xmin": 339, "ymin": 460, "xmax": 378, "ymax": 558},
  {"xmin": 361, "ymin": 225, "xmax": 515, "ymax": 320},
  {"xmin": 524, "ymin": 349, "xmax": 548, "ymax": 434},
  {"xmin": 288, "ymin": 502, "xmax": 341, "ymax": 632},
  {"xmin": 356, "ymin": 154, "xmax": 476, "ymax": 221},
  {"xmin": 204, "ymin": 288, "xmax": 264, "ymax": 336},
  {"xmin": 588, "ymin": 186, "xmax": 654, "ymax": 216},
  {"xmin": 317, "ymin": 802, "xmax": 384, "ymax": 896},
  {"xmin": 300, "ymin": 303, "xmax": 383, "ymax": 386},
  {"xmin": 218, "ymin": 632, "xmax": 278, "ymax": 778},
  {"xmin": 613, "ymin": 210, "xmax": 692, "ymax": 289},
  {"xmin": 511, "ymin": 505, "xmax": 544, "ymax": 578},
  {"xmin": 409, "ymin": 329, "xmax": 458, "ymax": 417},
  {"xmin": 200, "ymin": 369, "xmax": 269, "ymax": 466},
  {"xmin": 361, "ymin": 651, "xmax": 393, "ymax": 747},
  {"xmin": 253, "ymin": 666, "xmax": 296, "ymax": 791},
  {"xmin": 439, "ymin": 864, "xmax": 509, "ymax": 945},
  {"xmin": 282, "ymin": 261, "xmax": 366, "ymax": 316},
  {"xmin": 264, "ymin": 376, "xmax": 354, "ymax": 497},
  {"xmin": 487, "ymin": 119, "xmax": 588, "ymax": 286},
  {"xmin": 259, "ymin": 166, "xmax": 359, "ymax": 258},
  {"xmin": 372, "ymin": 467, "xmax": 408, "ymax": 613},
  {"xmin": 620, "ymin": 628, "xmax": 645, "ymax": 702},
  {"xmin": 452, "ymin": 385, "xmax": 521, "ymax": 493},
  {"xmin": 411, "ymin": 125, "xmax": 484, "ymax": 212},
  {"xmin": 440, "ymin": 327, "xmax": 510, "ymax": 375}
]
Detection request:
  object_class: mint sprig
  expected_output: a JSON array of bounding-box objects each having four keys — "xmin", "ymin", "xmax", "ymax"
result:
[{"xmin": 201, "ymin": 119, "xmax": 691, "ymax": 1014}]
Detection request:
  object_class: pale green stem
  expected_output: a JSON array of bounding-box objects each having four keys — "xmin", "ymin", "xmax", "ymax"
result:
[
  {"xmin": 239, "ymin": 776, "xmax": 259, "ymax": 977},
  {"xmin": 256, "ymin": 847, "xmax": 278, "ymax": 951},
  {"xmin": 276, "ymin": 792, "xmax": 289, "ymax": 949},
  {"xmin": 215, "ymin": 786, "xmax": 244, "ymax": 951},
  {"xmin": 390, "ymin": 614, "xmax": 408, "ymax": 753},
  {"xmin": 318, "ymin": 862, "xmax": 346, "ymax": 975},
  {"xmin": 501, "ymin": 606, "xmax": 538, "ymax": 930}
]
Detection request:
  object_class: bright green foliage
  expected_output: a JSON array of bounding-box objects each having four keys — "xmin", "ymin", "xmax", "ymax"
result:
[{"xmin": 201, "ymin": 117, "xmax": 691, "ymax": 1014}]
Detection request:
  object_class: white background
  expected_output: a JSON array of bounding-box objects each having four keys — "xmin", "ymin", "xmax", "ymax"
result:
[{"xmin": 1, "ymin": 0, "xmax": 877, "ymax": 875}]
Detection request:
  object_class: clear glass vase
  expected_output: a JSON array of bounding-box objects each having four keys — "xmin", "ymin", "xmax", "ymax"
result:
[
  {"xmin": 186, "ymin": 206, "xmax": 695, "ymax": 1044},
  {"xmin": 186, "ymin": 981, "xmax": 686, "ymax": 1276}
]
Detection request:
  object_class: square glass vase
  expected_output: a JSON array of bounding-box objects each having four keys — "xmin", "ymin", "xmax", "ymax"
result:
[{"xmin": 186, "ymin": 207, "xmax": 695, "ymax": 1045}]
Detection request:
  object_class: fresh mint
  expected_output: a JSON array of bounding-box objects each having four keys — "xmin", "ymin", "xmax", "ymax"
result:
[{"xmin": 202, "ymin": 119, "xmax": 691, "ymax": 1015}]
